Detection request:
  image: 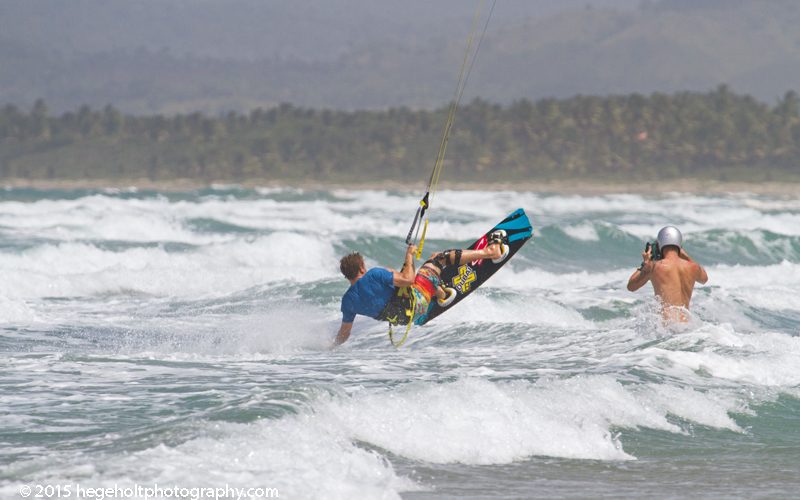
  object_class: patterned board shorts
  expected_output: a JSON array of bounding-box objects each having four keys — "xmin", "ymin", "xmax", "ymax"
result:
[{"xmin": 410, "ymin": 266, "xmax": 440, "ymax": 325}]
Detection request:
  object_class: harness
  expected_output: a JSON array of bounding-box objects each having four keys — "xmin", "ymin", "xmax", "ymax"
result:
[
  {"xmin": 376, "ymin": 256, "xmax": 458, "ymax": 347},
  {"xmin": 376, "ymin": 286, "xmax": 417, "ymax": 347}
]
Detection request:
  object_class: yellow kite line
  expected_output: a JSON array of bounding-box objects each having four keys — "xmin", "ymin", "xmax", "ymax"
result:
[
  {"xmin": 406, "ymin": 0, "xmax": 497, "ymax": 261},
  {"xmin": 391, "ymin": 0, "xmax": 496, "ymax": 348}
]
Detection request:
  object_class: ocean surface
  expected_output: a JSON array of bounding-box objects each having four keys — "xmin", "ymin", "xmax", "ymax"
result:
[{"xmin": 1, "ymin": 186, "xmax": 799, "ymax": 499}]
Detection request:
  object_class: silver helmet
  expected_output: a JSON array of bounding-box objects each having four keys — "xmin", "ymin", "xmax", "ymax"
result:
[{"xmin": 657, "ymin": 226, "xmax": 683, "ymax": 249}]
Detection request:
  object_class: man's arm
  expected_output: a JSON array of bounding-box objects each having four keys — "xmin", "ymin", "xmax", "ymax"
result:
[
  {"xmin": 680, "ymin": 248, "xmax": 708, "ymax": 284},
  {"xmin": 392, "ymin": 244, "xmax": 417, "ymax": 287},
  {"xmin": 695, "ymin": 264, "xmax": 708, "ymax": 284},
  {"xmin": 627, "ymin": 247, "xmax": 654, "ymax": 291},
  {"xmin": 333, "ymin": 321, "xmax": 353, "ymax": 347},
  {"xmin": 627, "ymin": 266, "xmax": 652, "ymax": 291}
]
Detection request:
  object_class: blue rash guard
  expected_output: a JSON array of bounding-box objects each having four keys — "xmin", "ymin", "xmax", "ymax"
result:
[{"xmin": 341, "ymin": 268, "xmax": 395, "ymax": 323}]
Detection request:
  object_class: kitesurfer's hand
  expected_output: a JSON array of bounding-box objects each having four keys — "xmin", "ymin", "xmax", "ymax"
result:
[{"xmin": 406, "ymin": 244, "xmax": 417, "ymax": 256}]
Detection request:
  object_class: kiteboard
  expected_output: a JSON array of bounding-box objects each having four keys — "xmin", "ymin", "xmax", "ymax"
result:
[{"xmin": 420, "ymin": 208, "xmax": 533, "ymax": 325}]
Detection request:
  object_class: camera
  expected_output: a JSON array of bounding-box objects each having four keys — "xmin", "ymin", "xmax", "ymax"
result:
[{"xmin": 645, "ymin": 241, "xmax": 662, "ymax": 261}]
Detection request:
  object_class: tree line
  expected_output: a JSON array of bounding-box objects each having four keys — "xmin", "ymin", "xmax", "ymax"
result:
[{"xmin": 1, "ymin": 86, "xmax": 799, "ymax": 184}]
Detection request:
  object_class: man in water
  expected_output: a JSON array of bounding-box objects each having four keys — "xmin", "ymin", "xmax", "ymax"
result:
[
  {"xmin": 627, "ymin": 226, "xmax": 708, "ymax": 322},
  {"xmin": 334, "ymin": 236, "xmax": 506, "ymax": 346}
]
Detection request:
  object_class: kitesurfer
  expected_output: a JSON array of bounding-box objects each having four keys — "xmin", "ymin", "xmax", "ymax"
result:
[{"xmin": 333, "ymin": 235, "xmax": 507, "ymax": 346}]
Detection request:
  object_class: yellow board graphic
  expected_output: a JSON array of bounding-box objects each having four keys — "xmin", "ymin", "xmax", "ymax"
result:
[{"xmin": 453, "ymin": 264, "xmax": 477, "ymax": 294}]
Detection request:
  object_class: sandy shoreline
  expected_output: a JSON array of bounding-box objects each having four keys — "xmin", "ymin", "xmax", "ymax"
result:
[{"xmin": 2, "ymin": 178, "xmax": 799, "ymax": 195}]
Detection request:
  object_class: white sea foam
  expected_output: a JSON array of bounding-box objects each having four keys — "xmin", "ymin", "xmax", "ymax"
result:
[
  {"xmin": 489, "ymin": 267, "xmax": 627, "ymax": 292},
  {"xmin": 524, "ymin": 193, "xmax": 651, "ymax": 215},
  {"xmin": 188, "ymin": 304, "xmax": 335, "ymax": 355},
  {"xmin": 0, "ymin": 373, "xmax": 753, "ymax": 496},
  {"xmin": 621, "ymin": 210, "xmax": 800, "ymax": 238},
  {"xmin": 436, "ymin": 292, "xmax": 593, "ymax": 328},
  {"xmin": 0, "ymin": 296, "xmax": 37, "ymax": 324},
  {"xmin": 563, "ymin": 221, "xmax": 601, "ymax": 241},
  {"xmin": 709, "ymin": 261, "xmax": 800, "ymax": 288},
  {"xmin": 637, "ymin": 324, "xmax": 800, "ymax": 387},
  {"xmin": 743, "ymin": 198, "xmax": 800, "ymax": 211},
  {"xmin": 4, "ymin": 190, "xmax": 795, "ymax": 256},
  {"xmin": 318, "ymin": 376, "xmax": 752, "ymax": 464},
  {"xmin": 0, "ymin": 414, "xmax": 418, "ymax": 500},
  {"xmin": 635, "ymin": 384, "xmax": 744, "ymax": 432},
  {"xmin": 0, "ymin": 195, "xmax": 216, "ymax": 244},
  {"xmin": 0, "ymin": 232, "xmax": 337, "ymax": 299}
]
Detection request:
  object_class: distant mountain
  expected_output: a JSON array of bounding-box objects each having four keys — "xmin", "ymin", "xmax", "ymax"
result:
[
  {"xmin": 469, "ymin": 0, "xmax": 800, "ymax": 102},
  {"xmin": 0, "ymin": 0, "xmax": 633, "ymax": 62},
  {"xmin": 1, "ymin": 0, "xmax": 798, "ymax": 113}
]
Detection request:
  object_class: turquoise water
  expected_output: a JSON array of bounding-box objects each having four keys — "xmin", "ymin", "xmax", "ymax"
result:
[{"xmin": 1, "ymin": 187, "xmax": 799, "ymax": 499}]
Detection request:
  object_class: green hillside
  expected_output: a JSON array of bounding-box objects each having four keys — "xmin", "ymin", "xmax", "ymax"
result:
[{"xmin": 2, "ymin": 88, "xmax": 799, "ymax": 184}]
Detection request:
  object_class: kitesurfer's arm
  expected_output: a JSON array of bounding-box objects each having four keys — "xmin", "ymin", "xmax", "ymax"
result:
[
  {"xmin": 627, "ymin": 247, "xmax": 654, "ymax": 291},
  {"xmin": 333, "ymin": 321, "xmax": 353, "ymax": 347},
  {"xmin": 392, "ymin": 244, "xmax": 417, "ymax": 287}
]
